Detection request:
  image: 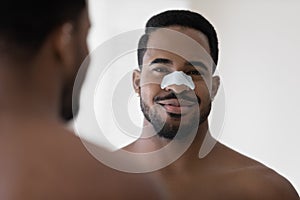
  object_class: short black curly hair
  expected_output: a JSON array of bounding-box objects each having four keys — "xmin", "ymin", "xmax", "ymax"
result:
[
  {"xmin": 137, "ymin": 10, "xmax": 219, "ymax": 70},
  {"xmin": 0, "ymin": 0, "xmax": 86, "ymax": 59}
]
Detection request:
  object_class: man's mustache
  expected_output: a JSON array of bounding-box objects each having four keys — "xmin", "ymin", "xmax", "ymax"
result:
[{"xmin": 154, "ymin": 92, "xmax": 200, "ymax": 104}]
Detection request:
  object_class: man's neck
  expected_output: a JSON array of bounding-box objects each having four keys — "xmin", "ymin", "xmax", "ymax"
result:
[
  {"xmin": 0, "ymin": 59, "xmax": 63, "ymax": 124},
  {"xmin": 125, "ymin": 119, "xmax": 213, "ymax": 173}
]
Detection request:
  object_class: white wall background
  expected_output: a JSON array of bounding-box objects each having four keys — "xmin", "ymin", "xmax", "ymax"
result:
[{"xmin": 84, "ymin": 0, "xmax": 300, "ymax": 192}]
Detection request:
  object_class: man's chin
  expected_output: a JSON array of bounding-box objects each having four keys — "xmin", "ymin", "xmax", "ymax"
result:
[
  {"xmin": 157, "ymin": 128, "xmax": 178, "ymax": 140},
  {"xmin": 60, "ymin": 101, "xmax": 78, "ymax": 122},
  {"xmin": 155, "ymin": 122, "xmax": 199, "ymax": 140},
  {"xmin": 60, "ymin": 87, "xmax": 80, "ymax": 122},
  {"xmin": 60, "ymin": 109, "xmax": 74, "ymax": 122}
]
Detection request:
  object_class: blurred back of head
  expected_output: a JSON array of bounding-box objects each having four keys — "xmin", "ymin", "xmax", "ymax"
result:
[{"xmin": 0, "ymin": 0, "xmax": 86, "ymax": 60}]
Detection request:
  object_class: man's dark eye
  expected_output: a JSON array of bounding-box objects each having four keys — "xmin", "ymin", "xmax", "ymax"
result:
[
  {"xmin": 153, "ymin": 67, "xmax": 169, "ymax": 73},
  {"xmin": 186, "ymin": 71, "xmax": 202, "ymax": 76}
]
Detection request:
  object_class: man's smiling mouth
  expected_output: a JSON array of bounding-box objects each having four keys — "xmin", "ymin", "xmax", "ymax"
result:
[{"xmin": 157, "ymin": 99, "xmax": 196, "ymax": 115}]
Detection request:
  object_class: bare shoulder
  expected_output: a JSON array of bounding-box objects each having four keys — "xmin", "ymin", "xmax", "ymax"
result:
[
  {"xmin": 212, "ymin": 143, "xmax": 299, "ymax": 199},
  {"xmin": 46, "ymin": 128, "xmax": 166, "ymax": 199},
  {"xmin": 0, "ymin": 125, "xmax": 164, "ymax": 199},
  {"xmin": 226, "ymin": 163, "xmax": 299, "ymax": 199}
]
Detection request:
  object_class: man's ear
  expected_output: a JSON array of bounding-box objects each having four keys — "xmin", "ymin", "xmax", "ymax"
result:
[
  {"xmin": 211, "ymin": 76, "xmax": 220, "ymax": 101},
  {"xmin": 132, "ymin": 69, "xmax": 141, "ymax": 96},
  {"xmin": 51, "ymin": 23, "xmax": 75, "ymax": 70}
]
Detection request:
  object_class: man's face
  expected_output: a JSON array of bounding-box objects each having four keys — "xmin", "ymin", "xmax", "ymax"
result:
[
  {"xmin": 61, "ymin": 7, "xmax": 91, "ymax": 121},
  {"xmin": 133, "ymin": 26, "xmax": 218, "ymax": 139}
]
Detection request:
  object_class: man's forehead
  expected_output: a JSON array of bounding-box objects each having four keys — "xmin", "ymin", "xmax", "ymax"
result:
[
  {"xmin": 147, "ymin": 27, "xmax": 210, "ymax": 51},
  {"xmin": 145, "ymin": 27, "xmax": 213, "ymax": 66},
  {"xmin": 144, "ymin": 48, "xmax": 177, "ymax": 58}
]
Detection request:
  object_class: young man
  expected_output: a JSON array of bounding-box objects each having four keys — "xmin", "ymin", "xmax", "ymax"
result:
[
  {"xmin": 0, "ymin": 1, "xmax": 163, "ymax": 199},
  {"xmin": 129, "ymin": 10, "xmax": 299, "ymax": 199}
]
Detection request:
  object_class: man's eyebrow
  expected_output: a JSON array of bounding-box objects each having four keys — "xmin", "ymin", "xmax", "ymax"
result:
[
  {"xmin": 150, "ymin": 58, "xmax": 173, "ymax": 65},
  {"xmin": 185, "ymin": 61, "xmax": 208, "ymax": 71}
]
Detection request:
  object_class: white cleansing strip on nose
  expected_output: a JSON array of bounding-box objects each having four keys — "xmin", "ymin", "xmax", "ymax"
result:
[{"xmin": 160, "ymin": 71, "xmax": 195, "ymax": 90}]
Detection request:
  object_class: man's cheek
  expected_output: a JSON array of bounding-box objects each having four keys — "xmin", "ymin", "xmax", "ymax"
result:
[
  {"xmin": 141, "ymin": 88, "xmax": 154, "ymax": 104},
  {"xmin": 195, "ymin": 85, "xmax": 210, "ymax": 99},
  {"xmin": 142, "ymin": 85, "xmax": 160, "ymax": 98}
]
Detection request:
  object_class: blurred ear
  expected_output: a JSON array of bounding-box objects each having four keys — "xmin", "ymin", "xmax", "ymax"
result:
[
  {"xmin": 51, "ymin": 22, "xmax": 75, "ymax": 72},
  {"xmin": 211, "ymin": 76, "xmax": 220, "ymax": 100},
  {"xmin": 132, "ymin": 69, "xmax": 141, "ymax": 95}
]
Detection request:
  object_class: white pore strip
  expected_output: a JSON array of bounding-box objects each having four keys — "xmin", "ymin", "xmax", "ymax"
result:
[{"xmin": 160, "ymin": 71, "xmax": 195, "ymax": 90}]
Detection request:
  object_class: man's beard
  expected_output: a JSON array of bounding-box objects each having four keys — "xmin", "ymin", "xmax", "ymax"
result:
[
  {"xmin": 60, "ymin": 69, "xmax": 87, "ymax": 122},
  {"xmin": 60, "ymin": 48, "xmax": 90, "ymax": 122},
  {"xmin": 140, "ymin": 95, "xmax": 211, "ymax": 140},
  {"xmin": 60, "ymin": 86, "xmax": 76, "ymax": 122}
]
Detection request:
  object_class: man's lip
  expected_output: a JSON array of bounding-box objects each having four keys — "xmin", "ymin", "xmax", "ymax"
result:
[
  {"xmin": 156, "ymin": 99, "xmax": 197, "ymax": 115},
  {"xmin": 156, "ymin": 99, "xmax": 196, "ymax": 107}
]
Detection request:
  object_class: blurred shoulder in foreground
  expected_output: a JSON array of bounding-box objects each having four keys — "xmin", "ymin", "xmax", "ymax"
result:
[{"xmin": 0, "ymin": 0, "xmax": 164, "ymax": 199}]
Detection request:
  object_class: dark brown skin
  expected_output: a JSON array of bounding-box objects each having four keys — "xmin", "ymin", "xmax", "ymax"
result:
[
  {"xmin": 156, "ymin": 125, "xmax": 299, "ymax": 200},
  {"xmin": 127, "ymin": 121, "xmax": 299, "ymax": 200},
  {"xmin": 0, "ymin": 120, "xmax": 163, "ymax": 199},
  {"xmin": 0, "ymin": 7, "xmax": 164, "ymax": 200},
  {"xmin": 129, "ymin": 26, "xmax": 299, "ymax": 199}
]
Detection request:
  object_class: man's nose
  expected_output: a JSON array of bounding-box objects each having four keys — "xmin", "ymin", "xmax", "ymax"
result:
[{"xmin": 164, "ymin": 84, "xmax": 191, "ymax": 94}]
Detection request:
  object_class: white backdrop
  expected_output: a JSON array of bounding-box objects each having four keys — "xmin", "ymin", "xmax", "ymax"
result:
[{"xmin": 83, "ymin": 0, "xmax": 300, "ymax": 192}]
